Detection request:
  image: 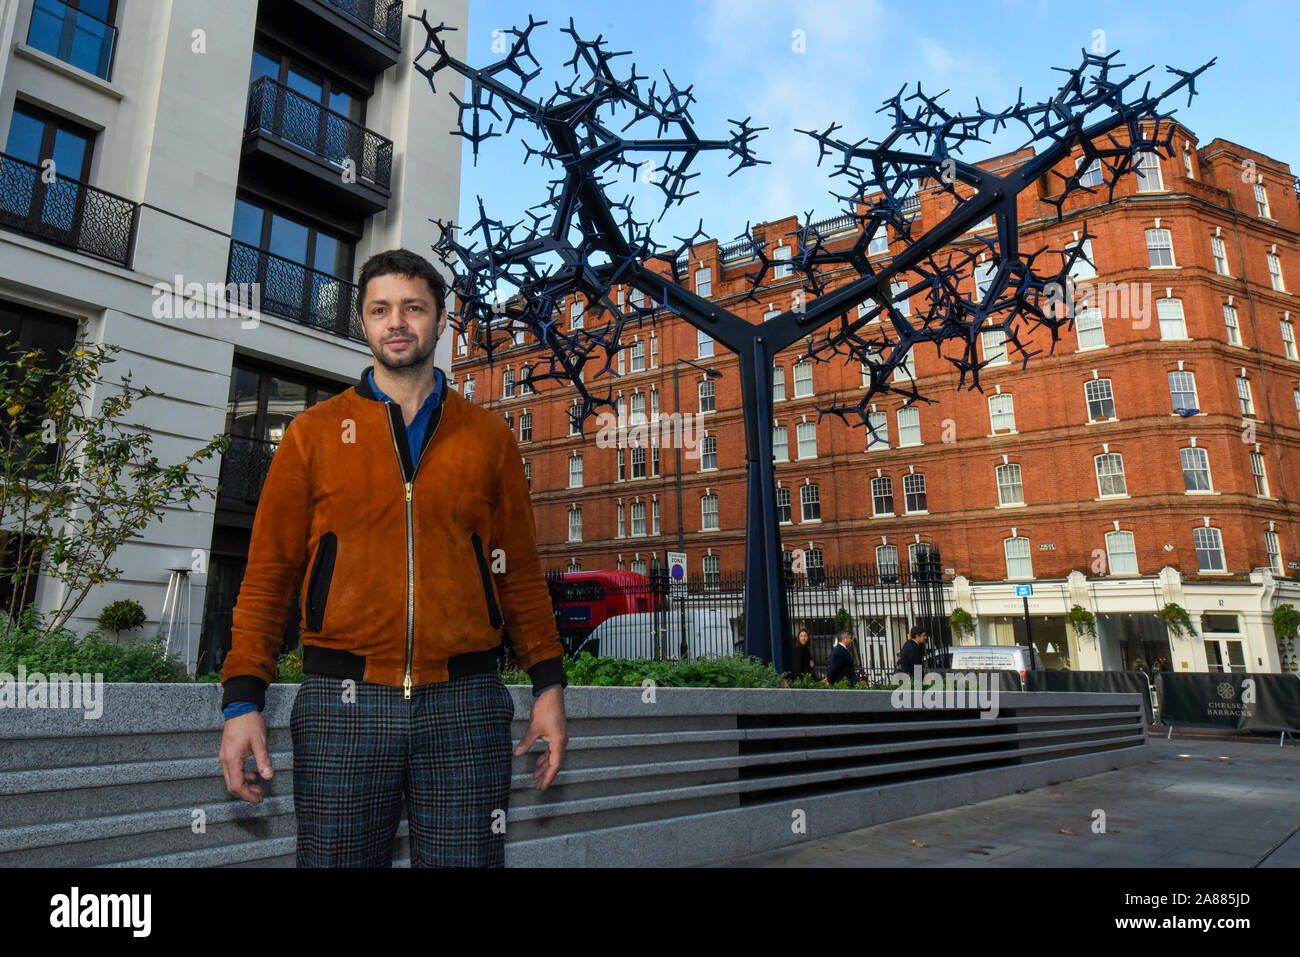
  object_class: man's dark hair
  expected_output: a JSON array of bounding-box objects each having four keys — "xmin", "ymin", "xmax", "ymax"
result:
[
  {"xmin": 356, "ymin": 248, "xmax": 447, "ymax": 317},
  {"xmin": 909, "ymin": 624, "xmax": 928, "ymax": 641}
]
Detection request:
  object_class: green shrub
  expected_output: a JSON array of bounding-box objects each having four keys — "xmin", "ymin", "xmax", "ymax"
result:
[
  {"xmin": 0, "ymin": 607, "xmax": 188, "ymax": 682},
  {"xmin": 97, "ymin": 599, "xmax": 147, "ymax": 641}
]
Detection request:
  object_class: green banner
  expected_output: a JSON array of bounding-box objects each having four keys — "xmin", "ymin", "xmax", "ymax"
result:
[{"xmin": 1156, "ymin": 673, "xmax": 1300, "ymax": 733}]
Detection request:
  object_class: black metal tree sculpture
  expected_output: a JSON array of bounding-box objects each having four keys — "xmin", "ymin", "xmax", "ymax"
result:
[{"xmin": 412, "ymin": 11, "xmax": 1212, "ymax": 673}]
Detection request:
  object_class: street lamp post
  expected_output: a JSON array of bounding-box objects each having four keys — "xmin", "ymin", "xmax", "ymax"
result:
[{"xmin": 672, "ymin": 357, "xmax": 721, "ymax": 659}]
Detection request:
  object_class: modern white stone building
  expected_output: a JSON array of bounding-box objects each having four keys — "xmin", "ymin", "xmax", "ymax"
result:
[{"xmin": 0, "ymin": 0, "xmax": 466, "ymax": 672}]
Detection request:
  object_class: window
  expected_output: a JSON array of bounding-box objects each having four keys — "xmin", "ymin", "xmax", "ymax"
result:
[
  {"xmin": 1085, "ymin": 378, "xmax": 1115, "ymax": 421},
  {"xmin": 1237, "ymin": 376, "xmax": 1255, "ymax": 416},
  {"xmin": 1004, "ymin": 536, "xmax": 1032, "ymax": 578},
  {"xmin": 1251, "ymin": 451, "xmax": 1269, "ymax": 496},
  {"xmin": 1077, "ymin": 156, "xmax": 1103, "ymax": 188},
  {"xmin": 996, "ymin": 463, "xmax": 1024, "ymax": 505},
  {"xmin": 1182, "ymin": 143, "xmax": 1194, "ymax": 178},
  {"xmin": 981, "ymin": 328, "xmax": 1008, "ymax": 365},
  {"xmin": 776, "ymin": 486, "xmax": 791, "ymax": 523},
  {"xmin": 876, "ymin": 545, "xmax": 899, "ymax": 579},
  {"xmin": 867, "ymin": 410, "xmax": 889, "ymax": 450},
  {"xmin": 793, "ymin": 361, "xmax": 813, "ymax": 397},
  {"xmin": 857, "ymin": 299, "xmax": 876, "ymax": 321},
  {"xmin": 1146, "ymin": 228, "xmax": 1175, "ymax": 268},
  {"xmin": 695, "ymin": 267, "xmax": 712, "ymax": 297},
  {"xmin": 652, "ymin": 498, "xmax": 660, "ymax": 534},
  {"xmin": 502, "ymin": 368, "xmax": 515, "ymax": 399},
  {"xmin": 26, "ymin": 0, "xmax": 118, "ymax": 80},
  {"xmin": 568, "ymin": 401, "xmax": 579, "ymax": 434},
  {"xmin": 871, "ymin": 476, "xmax": 894, "ymax": 516},
  {"xmin": 1194, "ymin": 526, "xmax": 1225, "ymax": 572},
  {"xmin": 1211, "ymin": 235, "xmax": 1230, "ymax": 276},
  {"xmin": 616, "ymin": 501, "xmax": 626, "ymax": 538},
  {"xmin": 1094, "ymin": 452, "xmax": 1127, "ymax": 497},
  {"xmin": 649, "ymin": 334, "xmax": 657, "ymax": 368},
  {"xmin": 1255, "ymin": 183, "xmax": 1272, "ymax": 219},
  {"xmin": 1168, "ymin": 370, "xmax": 1199, "ymax": 413},
  {"xmin": 797, "ymin": 420, "xmax": 817, "ymax": 458},
  {"xmin": 800, "ymin": 484, "xmax": 821, "ymax": 521},
  {"xmin": 1135, "ymin": 150, "xmax": 1163, "ymax": 192},
  {"xmin": 631, "ymin": 502, "xmax": 646, "ymax": 536},
  {"xmin": 893, "ymin": 349, "xmax": 916, "ymax": 383},
  {"xmin": 773, "ymin": 244, "xmax": 793, "ymax": 278},
  {"xmin": 1268, "ymin": 252, "xmax": 1286, "ymax": 292},
  {"xmin": 1105, "ymin": 531, "xmax": 1138, "ymax": 575},
  {"xmin": 773, "ymin": 365, "xmax": 785, "ymax": 401},
  {"xmin": 1069, "ymin": 238, "xmax": 1097, "ymax": 282},
  {"xmin": 703, "ymin": 555, "xmax": 721, "ymax": 589},
  {"xmin": 1284, "ymin": 319, "xmax": 1298, "ymax": 360},
  {"xmin": 700, "ymin": 435, "xmax": 717, "ymax": 470},
  {"xmin": 868, "ymin": 225, "xmax": 889, "ymax": 256},
  {"xmin": 701, "ymin": 494, "xmax": 719, "ymax": 531},
  {"xmin": 630, "ymin": 392, "xmax": 646, "ymax": 426},
  {"xmin": 891, "ymin": 279, "xmax": 911, "ymax": 316},
  {"xmin": 698, "ymin": 379, "xmax": 715, "ymax": 413},
  {"xmin": 650, "ymin": 388, "xmax": 659, "ymax": 420},
  {"xmin": 903, "ymin": 473, "xmax": 927, "ymax": 513},
  {"xmin": 898, "ymin": 406, "xmax": 921, "ymax": 446},
  {"xmin": 520, "ymin": 411, "xmax": 532, "ymax": 441},
  {"xmin": 569, "ymin": 298, "xmax": 584, "ymax": 329},
  {"xmin": 568, "ymin": 507, "xmax": 582, "ymax": 542},
  {"xmin": 805, "ymin": 548, "xmax": 825, "ymax": 585},
  {"xmin": 464, "ymin": 378, "xmax": 475, "ymax": 402},
  {"xmin": 1075, "ymin": 305, "xmax": 1105, "ymax": 350},
  {"xmin": 569, "ymin": 454, "xmax": 582, "ymax": 488},
  {"xmin": 1266, "ymin": 530, "xmax": 1284, "ymax": 575},
  {"xmin": 631, "ymin": 559, "xmax": 646, "ymax": 576},
  {"xmin": 1223, "ymin": 304, "xmax": 1242, "ymax": 346},
  {"xmin": 632, "ymin": 446, "xmax": 646, "ymax": 478},
  {"xmin": 989, "ymin": 393, "xmax": 1015, "ymax": 433},
  {"xmin": 629, "ymin": 286, "xmax": 645, "ymax": 308},
  {"xmin": 697, "ymin": 327, "xmax": 714, "ymax": 357},
  {"xmin": 909, "ymin": 542, "xmax": 936, "ymax": 573},
  {"xmin": 1157, "ymin": 298, "xmax": 1187, "ymax": 339},
  {"xmin": 974, "ymin": 261, "xmax": 995, "ymax": 299},
  {"xmin": 773, "ymin": 425, "xmax": 788, "ymax": 462},
  {"xmin": 457, "ymin": 332, "xmax": 468, "ymax": 355},
  {"xmin": 1180, "ymin": 447, "xmax": 1211, "ymax": 491},
  {"xmin": 628, "ymin": 339, "xmax": 645, "ymax": 372},
  {"xmin": 523, "ymin": 461, "xmax": 531, "ymax": 489}
]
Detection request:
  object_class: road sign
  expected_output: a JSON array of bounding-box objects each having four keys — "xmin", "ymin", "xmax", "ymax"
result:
[
  {"xmin": 667, "ymin": 551, "xmax": 687, "ymax": 590},
  {"xmin": 1015, "ymin": 584, "xmax": 1032, "ymax": 597}
]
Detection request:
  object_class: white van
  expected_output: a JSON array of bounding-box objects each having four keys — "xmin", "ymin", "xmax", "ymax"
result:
[
  {"xmin": 577, "ymin": 608, "xmax": 738, "ymax": 660},
  {"xmin": 945, "ymin": 645, "xmax": 1037, "ymax": 689}
]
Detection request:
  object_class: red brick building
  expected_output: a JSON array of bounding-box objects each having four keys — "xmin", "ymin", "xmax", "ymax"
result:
[{"xmin": 451, "ymin": 122, "xmax": 1300, "ymax": 674}]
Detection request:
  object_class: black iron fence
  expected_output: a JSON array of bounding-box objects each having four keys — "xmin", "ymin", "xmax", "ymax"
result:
[
  {"xmin": 216, "ymin": 434, "xmax": 279, "ymax": 507},
  {"xmin": 318, "ymin": 0, "xmax": 404, "ymax": 44},
  {"xmin": 0, "ymin": 152, "xmax": 137, "ymax": 266},
  {"xmin": 527, "ymin": 554, "xmax": 951, "ymax": 680},
  {"xmin": 245, "ymin": 76, "xmax": 393, "ymax": 190},
  {"xmin": 227, "ymin": 240, "xmax": 364, "ymax": 341}
]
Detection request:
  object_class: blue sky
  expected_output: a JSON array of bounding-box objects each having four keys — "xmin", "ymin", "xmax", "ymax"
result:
[{"xmin": 449, "ymin": 0, "xmax": 1298, "ymax": 255}]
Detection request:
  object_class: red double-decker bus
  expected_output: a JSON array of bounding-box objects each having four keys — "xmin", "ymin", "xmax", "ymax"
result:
[{"xmin": 549, "ymin": 570, "xmax": 664, "ymax": 657}]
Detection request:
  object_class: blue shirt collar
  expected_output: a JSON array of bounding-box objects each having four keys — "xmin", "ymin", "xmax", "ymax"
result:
[{"xmin": 366, "ymin": 366, "xmax": 443, "ymax": 411}]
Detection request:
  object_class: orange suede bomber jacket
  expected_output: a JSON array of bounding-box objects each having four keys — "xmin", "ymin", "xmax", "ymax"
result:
[{"xmin": 219, "ymin": 365, "xmax": 566, "ymax": 710}]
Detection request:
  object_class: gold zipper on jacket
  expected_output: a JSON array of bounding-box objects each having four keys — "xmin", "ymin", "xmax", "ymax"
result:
[{"xmin": 383, "ymin": 392, "xmax": 443, "ymax": 700}]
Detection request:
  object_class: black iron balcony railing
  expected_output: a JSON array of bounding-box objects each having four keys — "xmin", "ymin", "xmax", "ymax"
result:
[
  {"xmin": 0, "ymin": 152, "xmax": 137, "ymax": 266},
  {"xmin": 245, "ymin": 76, "xmax": 393, "ymax": 190},
  {"xmin": 26, "ymin": 0, "xmax": 117, "ymax": 80},
  {"xmin": 316, "ymin": 0, "xmax": 403, "ymax": 45},
  {"xmin": 227, "ymin": 240, "xmax": 364, "ymax": 342},
  {"xmin": 217, "ymin": 434, "xmax": 279, "ymax": 506}
]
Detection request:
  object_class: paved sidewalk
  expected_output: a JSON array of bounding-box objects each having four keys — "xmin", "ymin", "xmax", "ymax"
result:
[{"xmin": 706, "ymin": 732, "xmax": 1300, "ymax": 867}]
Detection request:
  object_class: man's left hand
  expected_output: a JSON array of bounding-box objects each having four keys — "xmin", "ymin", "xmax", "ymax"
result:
[{"xmin": 514, "ymin": 685, "xmax": 567, "ymax": 790}]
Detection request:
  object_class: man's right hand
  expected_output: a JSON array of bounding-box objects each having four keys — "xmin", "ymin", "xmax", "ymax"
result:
[{"xmin": 220, "ymin": 710, "xmax": 274, "ymax": 804}]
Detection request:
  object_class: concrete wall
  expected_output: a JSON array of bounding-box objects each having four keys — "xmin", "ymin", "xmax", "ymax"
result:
[{"xmin": 0, "ymin": 684, "xmax": 1148, "ymax": 867}]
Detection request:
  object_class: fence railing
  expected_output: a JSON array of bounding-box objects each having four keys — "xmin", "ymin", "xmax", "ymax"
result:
[
  {"xmin": 0, "ymin": 152, "xmax": 137, "ymax": 266},
  {"xmin": 530, "ymin": 555, "xmax": 952, "ymax": 680},
  {"xmin": 227, "ymin": 240, "xmax": 364, "ymax": 342},
  {"xmin": 216, "ymin": 434, "xmax": 279, "ymax": 507},
  {"xmin": 316, "ymin": 0, "xmax": 403, "ymax": 45},
  {"xmin": 245, "ymin": 76, "xmax": 393, "ymax": 190},
  {"xmin": 26, "ymin": 0, "xmax": 117, "ymax": 80}
]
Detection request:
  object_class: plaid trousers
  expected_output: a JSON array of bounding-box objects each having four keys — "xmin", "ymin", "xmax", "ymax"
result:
[{"xmin": 290, "ymin": 672, "xmax": 515, "ymax": 867}]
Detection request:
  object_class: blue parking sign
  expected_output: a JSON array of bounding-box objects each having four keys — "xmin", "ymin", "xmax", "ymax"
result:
[{"xmin": 1015, "ymin": 584, "xmax": 1032, "ymax": 597}]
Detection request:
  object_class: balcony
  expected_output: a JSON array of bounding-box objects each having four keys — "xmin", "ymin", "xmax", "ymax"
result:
[
  {"xmin": 227, "ymin": 240, "xmax": 364, "ymax": 342},
  {"xmin": 0, "ymin": 152, "xmax": 137, "ymax": 266},
  {"xmin": 217, "ymin": 435, "xmax": 279, "ymax": 508},
  {"xmin": 25, "ymin": 0, "xmax": 117, "ymax": 81},
  {"xmin": 241, "ymin": 77, "xmax": 393, "ymax": 219},
  {"xmin": 260, "ymin": 0, "xmax": 403, "ymax": 76}
]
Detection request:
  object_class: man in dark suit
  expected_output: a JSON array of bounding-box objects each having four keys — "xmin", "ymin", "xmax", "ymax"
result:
[
  {"xmin": 896, "ymin": 625, "xmax": 928, "ymax": 677},
  {"xmin": 822, "ymin": 631, "xmax": 857, "ymax": 685}
]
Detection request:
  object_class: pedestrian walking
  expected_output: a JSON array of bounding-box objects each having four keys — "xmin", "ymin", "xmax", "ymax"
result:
[{"xmin": 822, "ymin": 631, "xmax": 857, "ymax": 684}]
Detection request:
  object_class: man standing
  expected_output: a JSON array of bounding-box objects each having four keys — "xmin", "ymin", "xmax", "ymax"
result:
[
  {"xmin": 896, "ymin": 625, "xmax": 928, "ymax": 677},
  {"xmin": 822, "ymin": 631, "xmax": 856, "ymax": 685},
  {"xmin": 218, "ymin": 248, "xmax": 567, "ymax": 867}
]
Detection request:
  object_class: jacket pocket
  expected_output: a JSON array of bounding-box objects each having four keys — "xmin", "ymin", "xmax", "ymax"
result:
[
  {"xmin": 470, "ymin": 532, "xmax": 505, "ymax": 629},
  {"xmin": 303, "ymin": 531, "xmax": 337, "ymax": 633}
]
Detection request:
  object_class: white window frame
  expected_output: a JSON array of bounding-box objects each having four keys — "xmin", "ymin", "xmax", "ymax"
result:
[
  {"xmin": 694, "ymin": 266, "xmax": 712, "ymax": 297},
  {"xmin": 1255, "ymin": 182, "xmax": 1272, "ymax": 219},
  {"xmin": 989, "ymin": 392, "xmax": 1016, "ymax": 433},
  {"xmin": 700, "ymin": 435, "xmax": 717, "ymax": 471},
  {"xmin": 867, "ymin": 411, "xmax": 889, "ymax": 450},
  {"xmin": 1075, "ymin": 304, "xmax": 1106, "ymax": 350},
  {"xmin": 1168, "ymin": 370, "xmax": 1199, "ymax": 413},
  {"xmin": 897, "ymin": 406, "xmax": 921, "ymax": 446},
  {"xmin": 1135, "ymin": 150, "xmax": 1164, "ymax": 192},
  {"xmin": 773, "ymin": 425, "xmax": 788, "ymax": 462},
  {"xmin": 1004, "ymin": 536, "xmax": 1033, "ymax": 579},
  {"xmin": 870, "ymin": 475, "xmax": 894, "ymax": 516},
  {"xmin": 1268, "ymin": 252, "xmax": 1286, "ymax": 292},
  {"xmin": 796, "ymin": 420, "xmax": 817, "ymax": 459},
  {"xmin": 1105, "ymin": 530, "xmax": 1138, "ymax": 575},
  {"xmin": 701, "ymin": 494, "xmax": 719, "ymax": 531},
  {"xmin": 1237, "ymin": 376, "xmax": 1255, "ymax": 417},
  {"xmin": 903, "ymin": 472, "xmax": 927, "ymax": 513},
  {"xmin": 981, "ymin": 328, "xmax": 1008, "ymax": 365},
  {"xmin": 1094, "ymin": 452, "xmax": 1127, "ymax": 497},
  {"xmin": 1266, "ymin": 530, "xmax": 1284, "ymax": 575},
  {"xmin": 698, "ymin": 379, "xmax": 715, "ymax": 414},
  {"xmin": 1223, "ymin": 304, "xmax": 1242, "ymax": 346},
  {"xmin": 773, "ymin": 365, "xmax": 785, "ymax": 401},
  {"xmin": 568, "ymin": 507, "xmax": 582, "ymax": 543},
  {"xmin": 793, "ymin": 361, "xmax": 813, "ymax": 397},
  {"xmin": 996, "ymin": 463, "xmax": 1024, "ymax": 506},
  {"xmin": 569, "ymin": 454, "xmax": 583, "ymax": 488},
  {"xmin": 1194, "ymin": 526, "xmax": 1225, "ymax": 572},
  {"xmin": 1157, "ymin": 297, "xmax": 1187, "ymax": 340},
  {"xmin": 1250, "ymin": 450, "xmax": 1269, "ymax": 496},
  {"xmin": 697, "ymin": 327, "xmax": 714, "ymax": 358},
  {"xmin": 1211, "ymin": 235, "xmax": 1230, "ymax": 276},
  {"xmin": 1085, "ymin": 378, "xmax": 1115, "ymax": 421},
  {"xmin": 1180, "ymin": 446, "xmax": 1212, "ymax": 492},
  {"xmin": 1146, "ymin": 227, "xmax": 1176, "ymax": 268},
  {"xmin": 1283, "ymin": 318, "xmax": 1298, "ymax": 360},
  {"xmin": 800, "ymin": 483, "xmax": 821, "ymax": 522}
]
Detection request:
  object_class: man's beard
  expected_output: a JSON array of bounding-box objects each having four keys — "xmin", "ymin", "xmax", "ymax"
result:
[{"xmin": 373, "ymin": 331, "xmax": 436, "ymax": 372}]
